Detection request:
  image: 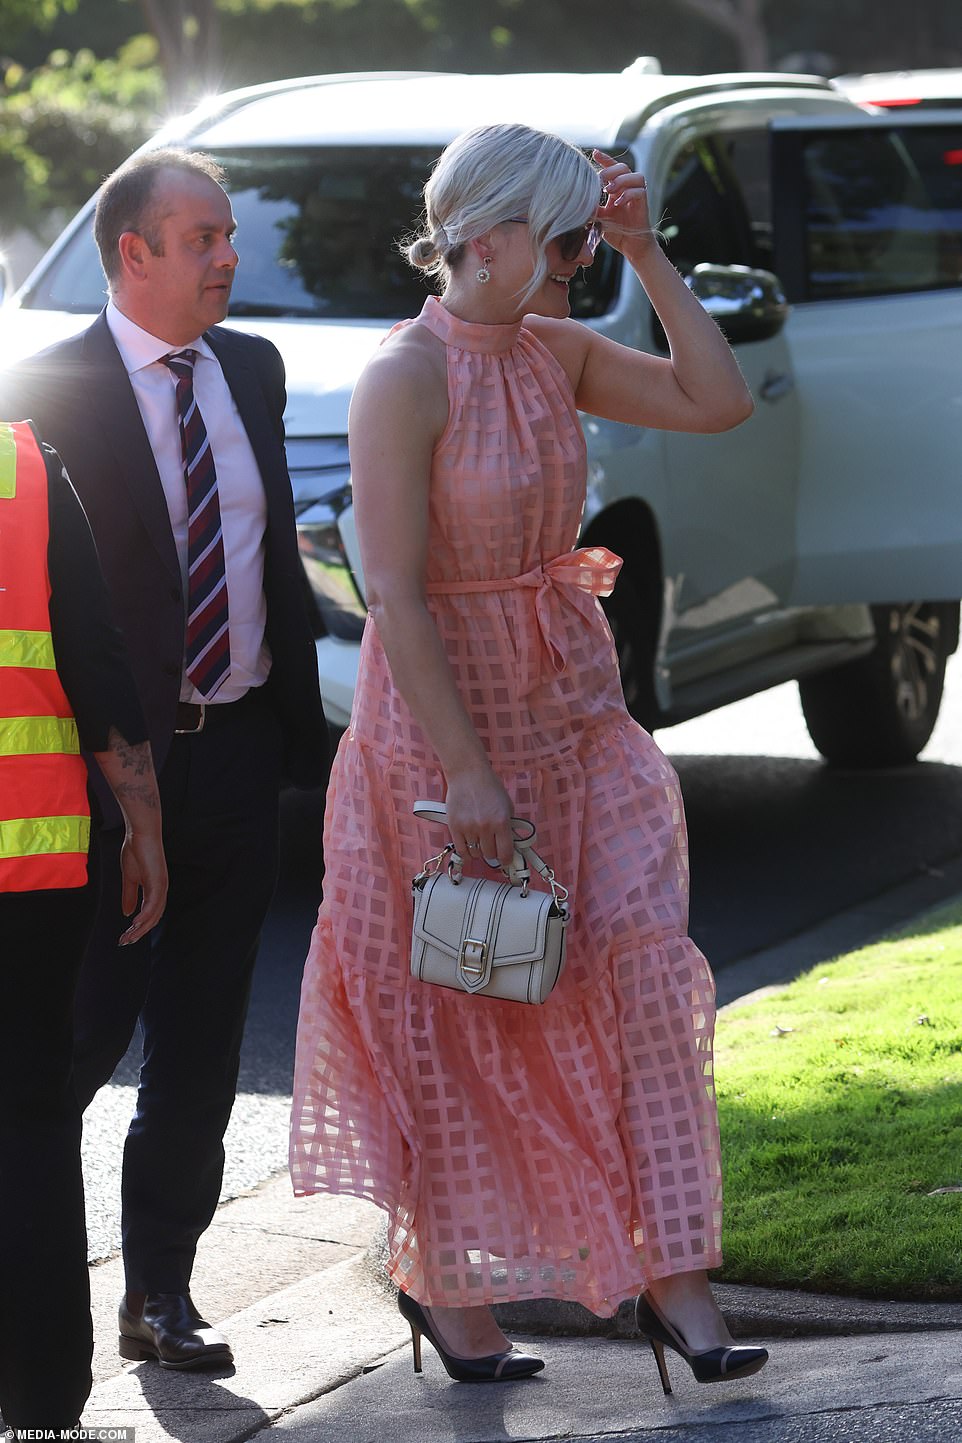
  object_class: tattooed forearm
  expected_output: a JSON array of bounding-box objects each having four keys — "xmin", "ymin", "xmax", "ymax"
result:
[
  {"xmin": 106, "ymin": 726, "xmax": 153, "ymax": 778},
  {"xmin": 111, "ymin": 778, "xmax": 161, "ymax": 809},
  {"xmin": 94, "ymin": 732, "xmax": 163, "ymax": 815}
]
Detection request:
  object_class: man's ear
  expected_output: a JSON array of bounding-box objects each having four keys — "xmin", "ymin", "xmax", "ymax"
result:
[{"xmin": 117, "ymin": 230, "xmax": 150, "ymax": 281}]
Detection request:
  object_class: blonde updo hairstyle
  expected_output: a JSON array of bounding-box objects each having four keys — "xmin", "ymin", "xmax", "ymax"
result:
[{"xmin": 405, "ymin": 123, "xmax": 601, "ymax": 307}]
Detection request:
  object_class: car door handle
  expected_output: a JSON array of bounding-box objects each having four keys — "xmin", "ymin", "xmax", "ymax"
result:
[{"xmin": 759, "ymin": 370, "xmax": 794, "ymax": 403}]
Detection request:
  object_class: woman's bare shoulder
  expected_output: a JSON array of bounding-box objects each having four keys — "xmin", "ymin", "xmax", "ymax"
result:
[
  {"xmin": 352, "ymin": 320, "xmax": 449, "ymax": 437},
  {"xmin": 377, "ymin": 319, "xmax": 448, "ymax": 384},
  {"xmin": 351, "ymin": 324, "xmax": 449, "ymax": 435},
  {"xmin": 523, "ymin": 314, "xmax": 591, "ymax": 390}
]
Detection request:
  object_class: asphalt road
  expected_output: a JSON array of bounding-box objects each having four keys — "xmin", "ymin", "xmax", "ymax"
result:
[{"xmin": 81, "ymin": 652, "xmax": 962, "ymax": 1262}]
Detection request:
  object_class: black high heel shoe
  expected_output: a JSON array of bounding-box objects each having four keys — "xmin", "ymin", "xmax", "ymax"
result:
[
  {"xmin": 634, "ymin": 1294, "xmax": 768, "ymax": 1395},
  {"xmin": 397, "ymin": 1291, "xmax": 545, "ymax": 1383}
]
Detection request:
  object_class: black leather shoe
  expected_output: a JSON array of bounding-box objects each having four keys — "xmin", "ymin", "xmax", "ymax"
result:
[{"xmin": 118, "ymin": 1292, "xmax": 233, "ymax": 1370}]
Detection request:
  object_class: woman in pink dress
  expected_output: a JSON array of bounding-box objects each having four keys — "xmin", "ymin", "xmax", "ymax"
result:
[{"xmin": 291, "ymin": 123, "xmax": 768, "ymax": 1393}]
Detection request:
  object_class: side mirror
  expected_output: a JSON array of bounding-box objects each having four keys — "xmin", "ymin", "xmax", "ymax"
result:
[{"xmin": 687, "ymin": 263, "xmax": 789, "ymax": 344}]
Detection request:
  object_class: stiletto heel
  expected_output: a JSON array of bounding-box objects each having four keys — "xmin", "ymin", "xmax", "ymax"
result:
[
  {"xmin": 407, "ymin": 1321, "xmax": 423, "ymax": 1374},
  {"xmin": 397, "ymin": 1291, "xmax": 545, "ymax": 1383},
  {"xmin": 635, "ymin": 1294, "xmax": 768, "ymax": 1388},
  {"xmin": 648, "ymin": 1337, "xmax": 673, "ymax": 1395}
]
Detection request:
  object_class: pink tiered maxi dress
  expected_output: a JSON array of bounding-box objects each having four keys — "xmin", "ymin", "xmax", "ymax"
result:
[{"xmin": 290, "ymin": 296, "xmax": 723, "ymax": 1317}]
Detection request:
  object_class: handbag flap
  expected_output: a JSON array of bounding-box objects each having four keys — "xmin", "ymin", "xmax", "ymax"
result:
[{"xmin": 413, "ymin": 872, "xmax": 555, "ymax": 966}]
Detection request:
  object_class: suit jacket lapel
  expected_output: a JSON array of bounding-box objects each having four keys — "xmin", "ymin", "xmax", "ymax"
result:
[{"xmin": 82, "ymin": 313, "xmax": 180, "ymax": 581}]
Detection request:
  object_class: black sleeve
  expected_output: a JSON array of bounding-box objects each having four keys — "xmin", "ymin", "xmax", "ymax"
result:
[{"xmin": 43, "ymin": 440, "xmax": 149, "ymax": 753}]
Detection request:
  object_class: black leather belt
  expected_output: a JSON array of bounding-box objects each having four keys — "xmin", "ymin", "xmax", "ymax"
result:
[{"xmin": 174, "ymin": 691, "xmax": 258, "ymax": 734}]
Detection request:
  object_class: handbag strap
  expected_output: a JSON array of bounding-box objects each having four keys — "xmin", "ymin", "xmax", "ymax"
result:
[{"xmin": 412, "ymin": 799, "xmax": 565, "ymax": 900}]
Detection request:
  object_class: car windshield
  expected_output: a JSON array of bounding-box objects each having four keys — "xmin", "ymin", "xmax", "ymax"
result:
[{"xmin": 22, "ymin": 145, "xmax": 621, "ymax": 322}]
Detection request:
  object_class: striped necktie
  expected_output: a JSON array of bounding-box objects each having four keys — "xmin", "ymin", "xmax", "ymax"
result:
[{"xmin": 163, "ymin": 349, "xmax": 231, "ymax": 699}]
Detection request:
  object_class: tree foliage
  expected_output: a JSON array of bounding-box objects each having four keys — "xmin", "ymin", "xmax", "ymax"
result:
[
  {"xmin": 0, "ymin": 39, "xmax": 162, "ymax": 234},
  {"xmin": 0, "ymin": 0, "xmax": 77, "ymax": 43},
  {"xmin": 668, "ymin": 0, "xmax": 770, "ymax": 70},
  {"xmin": 135, "ymin": 0, "xmax": 220, "ymax": 107}
]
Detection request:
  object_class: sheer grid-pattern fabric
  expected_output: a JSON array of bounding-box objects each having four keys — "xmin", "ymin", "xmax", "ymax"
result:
[{"xmin": 291, "ymin": 295, "xmax": 722, "ymax": 1316}]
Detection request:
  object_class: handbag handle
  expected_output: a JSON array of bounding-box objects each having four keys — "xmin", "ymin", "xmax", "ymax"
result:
[{"xmin": 412, "ymin": 799, "xmax": 568, "ymax": 907}]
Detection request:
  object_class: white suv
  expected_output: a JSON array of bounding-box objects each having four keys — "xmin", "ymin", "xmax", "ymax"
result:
[{"xmin": 2, "ymin": 60, "xmax": 961, "ymax": 764}]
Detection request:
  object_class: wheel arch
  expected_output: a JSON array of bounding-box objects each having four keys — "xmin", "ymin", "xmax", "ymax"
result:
[
  {"xmin": 582, "ymin": 496, "xmax": 664, "ymax": 619},
  {"xmin": 582, "ymin": 497, "xmax": 665, "ymax": 727}
]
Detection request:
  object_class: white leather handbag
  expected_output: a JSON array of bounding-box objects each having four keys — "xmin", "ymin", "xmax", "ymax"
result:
[{"xmin": 410, "ymin": 800, "xmax": 570, "ymax": 1004}]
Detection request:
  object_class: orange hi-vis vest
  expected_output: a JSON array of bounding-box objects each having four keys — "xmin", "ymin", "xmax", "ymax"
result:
[{"xmin": 0, "ymin": 420, "xmax": 90, "ymax": 891}]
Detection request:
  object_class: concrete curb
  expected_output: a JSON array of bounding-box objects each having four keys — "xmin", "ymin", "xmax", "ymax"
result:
[
  {"xmin": 714, "ymin": 851, "xmax": 962, "ymax": 1008},
  {"xmin": 491, "ymin": 1285, "xmax": 962, "ymax": 1342}
]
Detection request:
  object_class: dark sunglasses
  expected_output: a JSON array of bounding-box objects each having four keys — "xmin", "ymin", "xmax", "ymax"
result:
[{"xmin": 506, "ymin": 217, "xmax": 603, "ymax": 262}]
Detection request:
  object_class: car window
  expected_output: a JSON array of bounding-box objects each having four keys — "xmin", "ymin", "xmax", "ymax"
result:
[
  {"xmin": 791, "ymin": 125, "xmax": 962, "ymax": 300},
  {"xmin": 719, "ymin": 129, "xmax": 775, "ymax": 271},
  {"xmin": 22, "ymin": 145, "xmax": 621, "ymax": 322},
  {"xmin": 659, "ymin": 138, "xmax": 758, "ymax": 273}
]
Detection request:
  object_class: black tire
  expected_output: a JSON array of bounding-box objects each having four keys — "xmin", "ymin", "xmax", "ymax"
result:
[
  {"xmin": 799, "ymin": 602, "xmax": 957, "ymax": 767},
  {"xmin": 601, "ymin": 564, "xmax": 660, "ymax": 731}
]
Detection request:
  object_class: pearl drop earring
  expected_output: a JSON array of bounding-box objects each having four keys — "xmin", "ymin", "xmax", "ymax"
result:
[{"xmin": 476, "ymin": 257, "xmax": 493, "ymax": 284}]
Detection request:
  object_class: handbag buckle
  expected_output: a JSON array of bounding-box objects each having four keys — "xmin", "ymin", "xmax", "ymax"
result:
[{"xmin": 458, "ymin": 937, "xmax": 487, "ymax": 981}]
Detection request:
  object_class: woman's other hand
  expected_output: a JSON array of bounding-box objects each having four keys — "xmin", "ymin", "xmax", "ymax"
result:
[{"xmin": 444, "ymin": 765, "xmax": 516, "ymax": 870}]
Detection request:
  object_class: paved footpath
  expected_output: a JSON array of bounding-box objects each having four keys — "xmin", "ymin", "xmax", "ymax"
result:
[
  {"xmin": 45, "ymin": 875, "xmax": 962, "ymax": 1441},
  {"xmin": 77, "ymin": 1209, "xmax": 962, "ymax": 1443}
]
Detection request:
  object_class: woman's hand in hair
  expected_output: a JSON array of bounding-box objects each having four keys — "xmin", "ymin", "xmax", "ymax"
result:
[{"xmin": 591, "ymin": 149, "xmax": 657, "ymax": 265}]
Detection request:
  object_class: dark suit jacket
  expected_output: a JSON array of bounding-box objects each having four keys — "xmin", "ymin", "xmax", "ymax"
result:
[{"xmin": 0, "ymin": 312, "xmax": 328, "ymax": 816}]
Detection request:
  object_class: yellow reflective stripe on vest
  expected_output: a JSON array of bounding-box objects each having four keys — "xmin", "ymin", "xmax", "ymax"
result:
[
  {"xmin": 0, "ymin": 814, "xmax": 90, "ymax": 861},
  {"xmin": 0, "ymin": 422, "xmax": 16, "ymax": 498},
  {"xmin": 0, "ymin": 629, "xmax": 57, "ymax": 670},
  {"xmin": 0, "ymin": 715, "xmax": 80, "ymax": 756}
]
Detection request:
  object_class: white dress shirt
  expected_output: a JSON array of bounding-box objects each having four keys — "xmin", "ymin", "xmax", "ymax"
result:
[{"xmin": 106, "ymin": 301, "xmax": 271, "ymax": 704}]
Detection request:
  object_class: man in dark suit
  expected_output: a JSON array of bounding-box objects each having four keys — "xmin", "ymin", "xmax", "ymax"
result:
[{"xmin": 0, "ymin": 148, "xmax": 328, "ymax": 1369}]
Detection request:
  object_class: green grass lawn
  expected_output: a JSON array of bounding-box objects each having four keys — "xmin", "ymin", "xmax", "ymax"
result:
[{"xmin": 714, "ymin": 901, "xmax": 962, "ymax": 1300}]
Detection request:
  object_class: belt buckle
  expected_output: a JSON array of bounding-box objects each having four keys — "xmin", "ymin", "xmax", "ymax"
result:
[
  {"xmin": 458, "ymin": 938, "xmax": 487, "ymax": 982},
  {"xmin": 175, "ymin": 703, "xmax": 206, "ymax": 735}
]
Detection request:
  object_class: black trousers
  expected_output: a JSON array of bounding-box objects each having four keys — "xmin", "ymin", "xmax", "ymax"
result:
[
  {"xmin": 74, "ymin": 687, "xmax": 282, "ymax": 1294},
  {"xmin": 0, "ymin": 882, "xmax": 96, "ymax": 1434}
]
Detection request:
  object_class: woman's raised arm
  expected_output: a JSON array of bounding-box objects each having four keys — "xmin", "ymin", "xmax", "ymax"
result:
[{"xmin": 535, "ymin": 149, "xmax": 754, "ymax": 435}]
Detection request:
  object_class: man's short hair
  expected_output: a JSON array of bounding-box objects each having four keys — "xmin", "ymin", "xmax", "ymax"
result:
[{"xmin": 93, "ymin": 148, "xmax": 229, "ymax": 284}]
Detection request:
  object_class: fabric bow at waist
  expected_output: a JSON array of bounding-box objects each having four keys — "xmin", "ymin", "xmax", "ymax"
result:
[{"xmin": 425, "ymin": 546, "xmax": 623, "ymax": 694}]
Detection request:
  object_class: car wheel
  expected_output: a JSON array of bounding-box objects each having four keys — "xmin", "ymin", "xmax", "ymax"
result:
[
  {"xmin": 798, "ymin": 602, "xmax": 956, "ymax": 767},
  {"xmin": 601, "ymin": 563, "xmax": 660, "ymax": 731}
]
